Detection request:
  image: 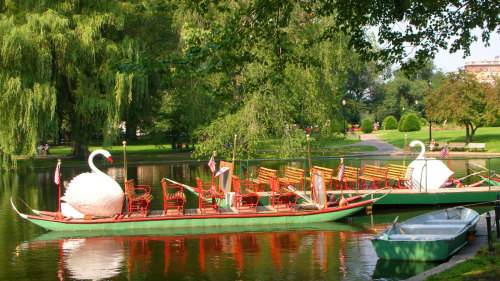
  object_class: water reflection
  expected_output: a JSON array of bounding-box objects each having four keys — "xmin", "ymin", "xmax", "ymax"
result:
[{"xmin": 14, "ymin": 222, "xmax": 376, "ymax": 280}]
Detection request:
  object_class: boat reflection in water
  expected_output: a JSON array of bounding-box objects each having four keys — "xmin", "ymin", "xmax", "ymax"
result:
[
  {"xmin": 15, "ymin": 223, "xmax": 373, "ymax": 280},
  {"xmin": 62, "ymin": 237, "xmax": 125, "ymax": 280},
  {"xmin": 372, "ymin": 259, "xmax": 440, "ymax": 280}
]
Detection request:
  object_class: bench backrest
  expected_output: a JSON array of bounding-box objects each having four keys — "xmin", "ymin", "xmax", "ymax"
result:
[
  {"xmin": 125, "ymin": 179, "xmax": 137, "ymax": 198},
  {"xmin": 343, "ymin": 166, "xmax": 360, "ymax": 179},
  {"xmin": 284, "ymin": 166, "xmax": 305, "ymax": 182},
  {"xmin": 468, "ymin": 143, "xmax": 485, "ymax": 149},
  {"xmin": 257, "ymin": 167, "xmax": 277, "ymax": 182},
  {"xmin": 269, "ymin": 176, "xmax": 280, "ymax": 193},
  {"xmin": 361, "ymin": 165, "xmax": 388, "ymax": 178},
  {"xmin": 161, "ymin": 178, "xmax": 183, "ymax": 197},
  {"xmin": 448, "ymin": 142, "xmax": 466, "ymax": 148},
  {"xmin": 312, "ymin": 166, "xmax": 335, "ymax": 181},
  {"xmin": 232, "ymin": 176, "xmax": 243, "ymax": 194},
  {"xmin": 386, "ymin": 164, "xmax": 413, "ymax": 181}
]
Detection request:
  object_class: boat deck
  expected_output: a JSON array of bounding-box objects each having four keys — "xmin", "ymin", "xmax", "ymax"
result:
[
  {"xmin": 125, "ymin": 205, "xmax": 295, "ymax": 219},
  {"xmin": 324, "ymin": 185, "xmax": 500, "ymax": 195}
]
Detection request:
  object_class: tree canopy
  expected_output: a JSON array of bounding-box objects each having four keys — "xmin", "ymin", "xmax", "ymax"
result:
[
  {"xmin": 0, "ymin": 1, "xmax": 174, "ymax": 165},
  {"xmin": 425, "ymin": 71, "xmax": 500, "ymax": 142}
]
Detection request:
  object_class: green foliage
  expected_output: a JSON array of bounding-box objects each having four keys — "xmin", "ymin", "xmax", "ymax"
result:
[
  {"xmin": 402, "ymin": 113, "xmax": 421, "ymax": 132},
  {"xmin": 398, "ymin": 115, "xmax": 408, "ymax": 132},
  {"xmin": 0, "ymin": 1, "xmax": 174, "ymax": 165},
  {"xmin": 426, "ymin": 70, "xmax": 500, "ymax": 142},
  {"xmin": 383, "ymin": 116, "xmax": 398, "ymax": 130},
  {"xmin": 361, "ymin": 118, "xmax": 373, "ymax": 133},
  {"xmin": 420, "ymin": 117, "xmax": 428, "ymax": 127}
]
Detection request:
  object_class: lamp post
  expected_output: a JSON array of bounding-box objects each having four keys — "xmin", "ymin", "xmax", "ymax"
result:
[{"xmin": 342, "ymin": 99, "xmax": 346, "ymax": 137}]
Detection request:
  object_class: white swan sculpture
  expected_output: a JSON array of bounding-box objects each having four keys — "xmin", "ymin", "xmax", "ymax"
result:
[
  {"xmin": 406, "ymin": 140, "xmax": 454, "ymax": 190},
  {"xmin": 61, "ymin": 149, "xmax": 124, "ymax": 217}
]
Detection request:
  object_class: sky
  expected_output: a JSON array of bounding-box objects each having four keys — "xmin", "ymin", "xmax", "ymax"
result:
[{"xmin": 433, "ymin": 30, "xmax": 500, "ymax": 73}]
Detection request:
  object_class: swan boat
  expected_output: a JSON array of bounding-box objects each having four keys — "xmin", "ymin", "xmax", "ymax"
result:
[
  {"xmin": 10, "ymin": 194, "xmax": 381, "ymax": 232},
  {"xmin": 371, "ymin": 206, "xmax": 480, "ymax": 261}
]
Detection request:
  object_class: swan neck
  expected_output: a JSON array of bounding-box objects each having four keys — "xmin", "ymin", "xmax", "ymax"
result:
[
  {"xmin": 418, "ymin": 144, "xmax": 425, "ymax": 159},
  {"xmin": 89, "ymin": 151, "xmax": 106, "ymax": 176}
]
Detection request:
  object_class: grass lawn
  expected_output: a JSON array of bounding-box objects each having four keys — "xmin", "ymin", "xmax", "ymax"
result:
[
  {"xmin": 425, "ymin": 239, "xmax": 500, "ymax": 281},
  {"xmin": 377, "ymin": 127, "xmax": 500, "ymax": 152},
  {"xmin": 15, "ymin": 135, "xmax": 372, "ymax": 168}
]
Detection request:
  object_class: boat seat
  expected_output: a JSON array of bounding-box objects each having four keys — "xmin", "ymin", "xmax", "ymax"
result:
[
  {"xmin": 399, "ymin": 224, "xmax": 464, "ymax": 235},
  {"xmin": 424, "ymin": 219, "xmax": 470, "ymax": 225},
  {"xmin": 389, "ymin": 234, "xmax": 456, "ymax": 240}
]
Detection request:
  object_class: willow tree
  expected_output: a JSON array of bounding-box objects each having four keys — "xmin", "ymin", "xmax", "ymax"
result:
[
  {"xmin": 0, "ymin": 1, "xmax": 167, "ymax": 164},
  {"xmin": 174, "ymin": 1, "xmax": 360, "ymax": 158}
]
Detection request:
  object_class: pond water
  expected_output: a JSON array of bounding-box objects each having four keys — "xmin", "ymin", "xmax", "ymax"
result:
[{"xmin": 0, "ymin": 157, "xmax": 498, "ymax": 280}]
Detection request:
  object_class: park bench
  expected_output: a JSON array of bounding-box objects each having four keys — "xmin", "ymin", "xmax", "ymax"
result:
[
  {"xmin": 278, "ymin": 166, "xmax": 305, "ymax": 191},
  {"xmin": 337, "ymin": 165, "xmax": 360, "ymax": 190},
  {"xmin": 448, "ymin": 142, "xmax": 466, "ymax": 151},
  {"xmin": 305, "ymin": 166, "xmax": 336, "ymax": 190},
  {"xmin": 359, "ymin": 165, "xmax": 388, "ymax": 189},
  {"xmin": 249, "ymin": 167, "xmax": 278, "ymax": 191},
  {"xmin": 386, "ymin": 164, "xmax": 414, "ymax": 189},
  {"xmin": 124, "ymin": 179, "xmax": 154, "ymax": 215},
  {"xmin": 269, "ymin": 177, "xmax": 298, "ymax": 212},
  {"xmin": 196, "ymin": 177, "xmax": 225, "ymax": 214},
  {"xmin": 467, "ymin": 143, "xmax": 486, "ymax": 152},
  {"xmin": 232, "ymin": 176, "xmax": 260, "ymax": 213},
  {"xmin": 161, "ymin": 178, "xmax": 186, "ymax": 215}
]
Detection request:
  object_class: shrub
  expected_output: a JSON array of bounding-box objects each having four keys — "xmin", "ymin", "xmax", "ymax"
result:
[
  {"xmin": 383, "ymin": 116, "xmax": 398, "ymax": 130},
  {"xmin": 398, "ymin": 114, "xmax": 408, "ymax": 132},
  {"xmin": 403, "ymin": 113, "xmax": 422, "ymax": 131},
  {"xmin": 361, "ymin": 118, "xmax": 374, "ymax": 133},
  {"xmin": 419, "ymin": 118, "xmax": 428, "ymax": 127}
]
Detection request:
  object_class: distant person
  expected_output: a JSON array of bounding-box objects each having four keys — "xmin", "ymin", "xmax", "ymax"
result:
[
  {"xmin": 430, "ymin": 139, "xmax": 436, "ymax": 151},
  {"xmin": 44, "ymin": 144, "xmax": 50, "ymax": 155}
]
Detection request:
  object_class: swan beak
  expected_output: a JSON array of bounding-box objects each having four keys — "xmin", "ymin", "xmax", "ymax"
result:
[
  {"xmin": 108, "ymin": 156, "xmax": 113, "ymax": 163},
  {"xmin": 408, "ymin": 146, "xmax": 412, "ymax": 151}
]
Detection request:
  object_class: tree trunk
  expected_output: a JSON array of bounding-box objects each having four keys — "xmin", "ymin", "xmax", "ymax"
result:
[
  {"xmin": 465, "ymin": 122, "xmax": 471, "ymax": 143},
  {"xmin": 125, "ymin": 121, "xmax": 138, "ymax": 141},
  {"xmin": 70, "ymin": 117, "xmax": 88, "ymax": 160}
]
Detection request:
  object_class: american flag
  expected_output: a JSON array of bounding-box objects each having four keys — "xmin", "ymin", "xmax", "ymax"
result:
[
  {"xmin": 54, "ymin": 161, "xmax": 61, "ymax": 185},
  {"xmin": 338, "ymin": 162, "xmax": 345, "ymax": 182},
  {"xmin": 440, "ymin": 145, "xmax": 449, "ymax": 158},
  {"xmin": 208, "ymin": 155, "xmax": 216, "ymax": 173}
]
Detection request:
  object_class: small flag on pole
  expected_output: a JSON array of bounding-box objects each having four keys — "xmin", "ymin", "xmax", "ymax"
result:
[
  {"xmin": 208, "ymin": 154, "xmax": 216, "ymax": 173},
  {"xmin": 54, "ymin": 161, "xmax": 61, "ymax": 185},
  {"xmin": 338, "ymin": 162, "xmax": 345, "ymax": 182},
  {"xmin": 215, "ymin": 166, "xmax": 230, "ymax": 177},
  {"xmin": 440, "ymin": 145, "xmax": 449, "ymax": 158}
]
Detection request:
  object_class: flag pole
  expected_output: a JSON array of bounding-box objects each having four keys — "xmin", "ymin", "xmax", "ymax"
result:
[
  {"xmin": 232, "ymin": 135, "xmax": 237, "ymax": 163},
  {"xmin": 403, "ymin": 134, "xmax": 408, "ymax": 166},
  {"xmin": 340, "ymin": 158, "xmax": 344, "ymax": 198},
  {"xmin": 211, "ymin": 151, "xmax": 216, "ymax": 185},
  {"xmin": 306, "ymin": 134, "xmax": 312, "ymax": 197},
  {"xmin": 57, "ymin": 159, "xmax": 62, "ymax": 213},
  {"xmin": 123, "ymin": 141, "xmax": 128, "ymax": 182}
]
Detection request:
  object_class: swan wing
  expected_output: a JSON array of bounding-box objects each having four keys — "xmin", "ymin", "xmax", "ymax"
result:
[{"xmin": 62, "ymin": 173, "xmax": 124, "ymax": 217}]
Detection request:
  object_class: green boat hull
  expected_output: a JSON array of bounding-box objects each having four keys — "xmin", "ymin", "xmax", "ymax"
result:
[
  {"xmin": 371, "ymin": 232, "xmax": 468, "ymax": 261},
  {"xmin": 13, "ymin": 196, "xmax": 373, "ymax": 232}
]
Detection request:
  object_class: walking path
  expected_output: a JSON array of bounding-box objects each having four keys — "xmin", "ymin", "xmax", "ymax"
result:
[{"xmin": 347, "ymin": 134, "xmax": 403, "ymax": 156}]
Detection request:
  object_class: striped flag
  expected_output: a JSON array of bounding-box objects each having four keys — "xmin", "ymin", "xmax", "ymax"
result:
[
  {"xmin": 440, "ymin": 145, "xmax": 449, "ymax": 158},
  {"xmin": 338, "ymin": 162, "xmax": 345, "ymax": 182},
  {"xmin": 54, "ymin": 161, "xmax": 61, "ymax": 185},
  {"xmin": 208, "ymin": 155, "xmax": 216, "ymax": 173}
]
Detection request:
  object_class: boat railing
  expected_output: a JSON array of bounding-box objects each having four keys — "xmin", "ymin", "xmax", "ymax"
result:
[{"xmin": 237, "ymin": 156, "xmax": 500, "ymax": 193}]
